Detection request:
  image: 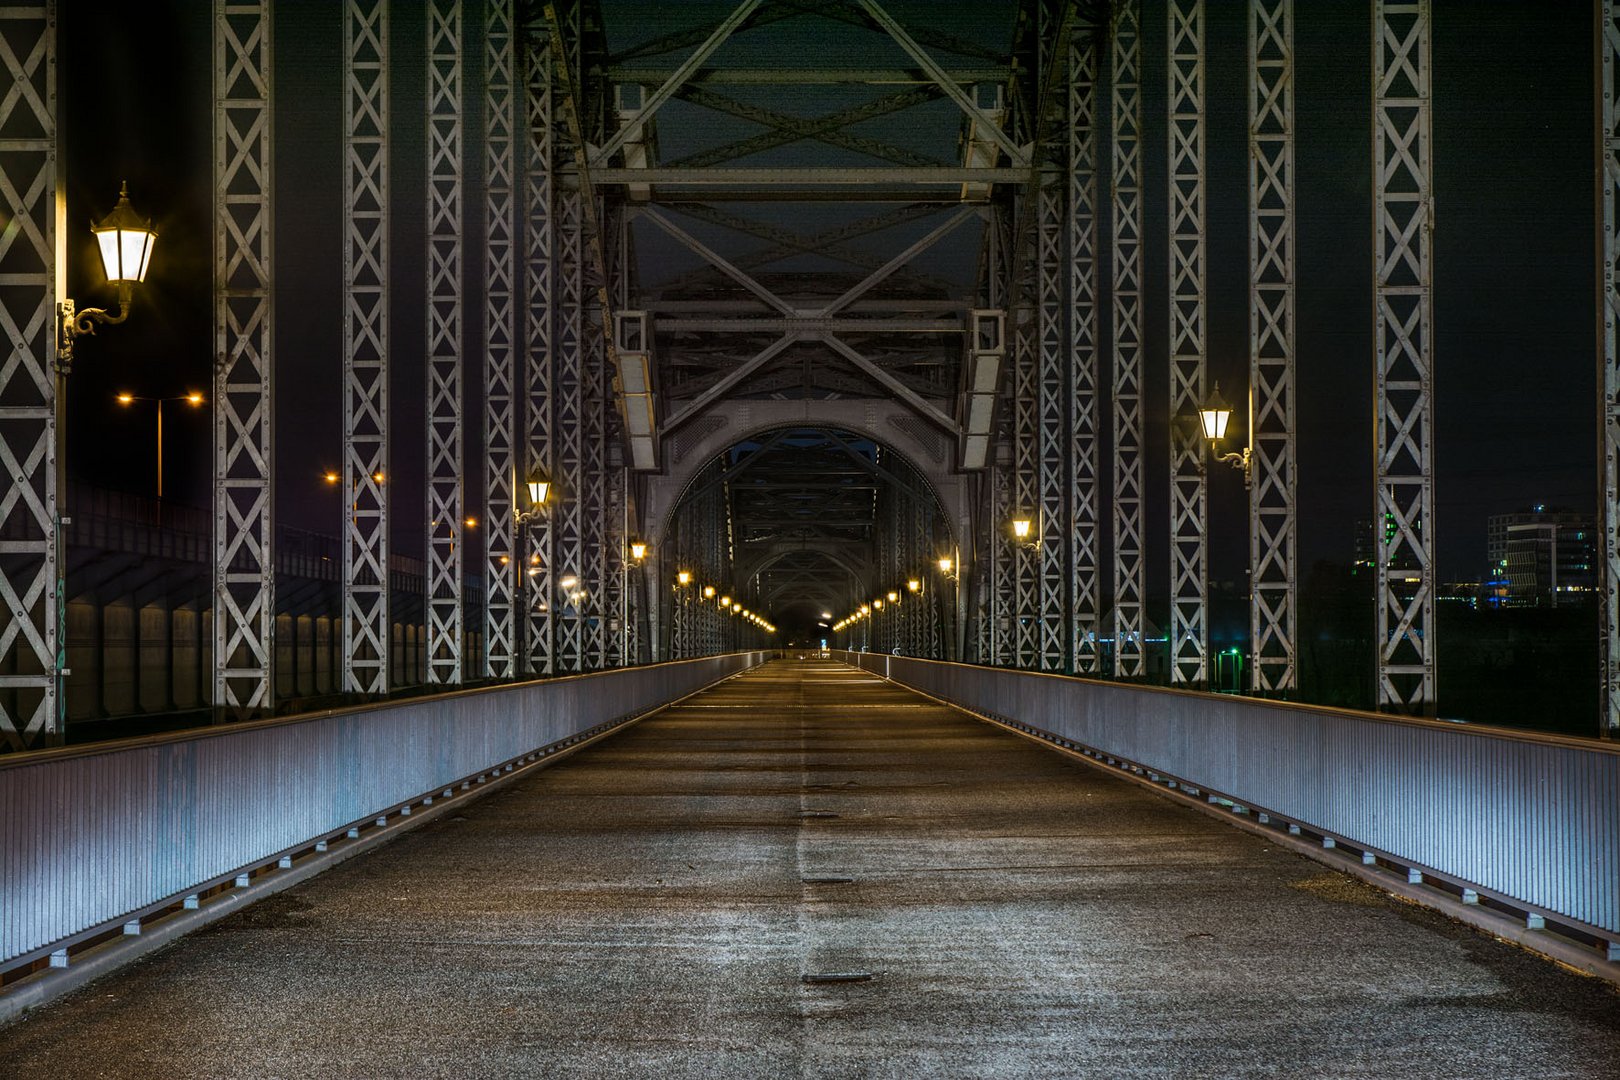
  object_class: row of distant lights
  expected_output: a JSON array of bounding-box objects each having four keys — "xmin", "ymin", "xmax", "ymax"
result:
[
  {"xmin": 673, "ymin": 570, "xmax": 776, "ymax": 633},
  {"xmin": 833, "ymin": 557, "xmax": 955, "ymax": 632}
]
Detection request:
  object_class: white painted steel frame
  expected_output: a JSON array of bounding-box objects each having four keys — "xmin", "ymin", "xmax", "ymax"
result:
[
  {"xmin": 1069, "ymin": 29, "xmax": 1101, "ymax": 677},
  {"xmin": 1168, "ymin": 0, "xmax": 1207, "ymax": 687},
  {"xmin": 342, "ymin": 0, "xmax": 391, "ymax": 695},
  {"xmin": 1372, "ymin": 0, "xmax": 1435, "ymax": 713},
  {"xmin": 523, "ymin": 35, "xmax": 555, "ymax": 676},
  {"xmin": 0, "ymin": 2, "xmax": 58, "ymax": 747},
  {"xmin": 482, "ymin": 0, "xmax": 518, "ymax": 679},
  {"xmin": 1110, "ymin": 1, "xmax": 1145, "ymax": 679},
  {"xmin": 213, "ymin": 0, "xmax": 274, "ymax": 718},
  {"xmin": 1011, "ymin": 190, "xmax": 1039, "ymax": 668},
  {"xmin": 1036, "ymin": 162, "xmax": 1066, "ymax": 672},
  {"xmin": 426, "ymin": 0, "xmax": 464, "ymax": 685},
  {"xmin": 1602, "ymin": 1, "xmax": 1620, "ymax": 737},
  {"xmin": 1250, "ymin": 0, "xmax": 1297, "ymax": 694}
]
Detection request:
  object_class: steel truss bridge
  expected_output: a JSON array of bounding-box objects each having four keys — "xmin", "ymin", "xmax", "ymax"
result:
[{"xmin": 0, "ymin": 0, "xmax": 1614, "ymax": 753}]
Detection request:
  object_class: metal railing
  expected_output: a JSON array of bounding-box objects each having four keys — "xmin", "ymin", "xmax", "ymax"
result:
[
  {"xmin": 0, "ymin": 652, "xmax": 769, "ymax": 974},
  {"xmin": 834, "ymin": 651, "xmax": 1620, "ymax": 949}
]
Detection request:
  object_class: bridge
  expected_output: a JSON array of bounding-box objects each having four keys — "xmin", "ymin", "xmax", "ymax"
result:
[{"xmin": 2, "ymin": 0, "xmax": 1620, "ymax": 1072}]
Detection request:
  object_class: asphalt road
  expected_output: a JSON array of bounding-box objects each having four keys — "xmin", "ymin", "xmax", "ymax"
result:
[{"xmin": 3, "ymin": 658, "xmax": 1619, "ymax": 1078}]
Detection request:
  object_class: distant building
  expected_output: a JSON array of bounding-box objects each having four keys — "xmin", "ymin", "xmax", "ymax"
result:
[{"xmin": 1492, "ymin": 506, "xmax": 1597, "ymax": 608}]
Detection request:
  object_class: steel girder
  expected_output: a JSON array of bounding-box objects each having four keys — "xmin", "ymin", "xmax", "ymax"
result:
[
  {"xmin": 1010, "ymin": 190, "xmax": 1040, "ymax": 669},
  {"xmin": 212, "ymin": 0, "xmax": 274, "ymax": 719},
  {"xmin": 483, "ymin": 0, "xmax": 519, "ymax": 679},
  {"xmin": 1069, "ymin": 27, "xmax": 1102, "ymax": 676},
  {"xmin": 1250, "ymin": 0, "xmax": 1297, "ymax": 694},
  {"xmin": 426, "ymin": 0, "xmax": 464, "ymax": 685},
  {"xmin": 0, "ymin": 3, "xmax": 57, "ymax": 748},
  {"xmin": 523, "ymin": 34, "xmax": 555, "ymax": 676},
  {"xmin": 1168, "ymin": 0, "xmax": 1208, "ymax": 687},
  {"xmin": 1372, "ymin": 0, "xmax": 1435, "ymax": 714},
  {"xmin": 342, "ymin": 0, "xmax": 390, "ymax": 696},
  {"xmin": 1603, "ymin": 0, "xmax": 1620, "ymax": 736},
  {"xmin": 1110, "ymin": 0, "xmax": 1145, "ymax": 679}
]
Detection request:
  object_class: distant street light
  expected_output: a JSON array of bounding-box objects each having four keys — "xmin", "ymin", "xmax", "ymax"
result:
[{"xmin": 114, "ymin": 391, "xmax": 205, "ymax": 498}]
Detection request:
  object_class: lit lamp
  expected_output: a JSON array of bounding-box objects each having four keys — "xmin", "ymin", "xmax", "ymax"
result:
[
  {"xmin": 704, "ymin": 585, "xmax": 716, "ymax": 599},
  {"xmin": 1010, "ymin": 516, "xmax": 1036, "ymax": 545},
  {"xmin": 938, "ymin": 555, "xmax": 956, "ymax": 579},
  {"xmin": 1198, "ymin": 382, "xmax": 1252, "ymax": 488},
  {"xmin": 516, "ymin": 468, "xmax": 551, "ymax": 524},
  {"xmin": 629, "ymin": 541, "xmax": 647, "ymax": 562},
  {"xmin": 907, "ymin": 579, "xmax": 920, "ymax": 594},
  {"xmin": 59, "ymin": 183, "xmax": 158, "ymax": 368},
  {"xmin": 677, "ymin": 570, "xmax": 692, "ymax": 586},
  {"xmin": 114, "ymin": 390, "xmax": 206, "ymax": 498},
  {"xmin": 886, "ymin": 591, "xmax": 898, "ymax": 603},
  {"xmin": 873, "ymin": 598, "xmax": 883, "ymax": 610}
]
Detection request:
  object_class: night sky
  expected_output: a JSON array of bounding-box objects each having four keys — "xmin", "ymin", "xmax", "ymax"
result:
[{"xmin": 62, "ymin": 0, "xmax": 1595, "ymax": 598}]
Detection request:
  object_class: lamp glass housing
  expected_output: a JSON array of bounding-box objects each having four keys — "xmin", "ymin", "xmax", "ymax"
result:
[
  {"xmin": 677, "ymin": 570, "xmax": 692, "ymax": 585},
  {"xmin": 1199, "ymin": 383, "xmax": 1235, "ymax": 442},
  {"xmin": 92, "ymin": 184, "xmax": 157, "ymax": 285},
  {"xmin": 907, "ymin": 579, "xmax": 920, "ymax": 593},
  {"xmin": 938, "ymin": 556, "xmax": 953, "ymax": 574},
  {"xmin": 630, "ymin": 541, "xmax": 647, "ymax": 561},
  {"xmin": 1011, "ymin": 517, "xmax": 1033, "ymax": 540},
  {"xmin": 525, "ymin": 475, "xmax": 550, "ymax": 507}
]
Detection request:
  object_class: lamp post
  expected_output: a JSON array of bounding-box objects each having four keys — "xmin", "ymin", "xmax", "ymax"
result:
[
  {"xmin": 1198, "ymin": 382, "xmax": 1252, "ymax": 488},
  {"xmin": 115, "ymin": 391, "xmax": 204, "ymax": 499},
  {"xmin": 49, "ymin": 184, "xmax": 158, "ymax": 741}
]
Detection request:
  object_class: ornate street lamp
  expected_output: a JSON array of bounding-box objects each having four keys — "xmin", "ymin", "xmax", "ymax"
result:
[
  {"xmin": 59, "ymin": 183, "xmax": 158, "ymax": 367},
  {"xmin": 516, "ymin": 468, "xmax": 551, "ymax": 525},
  {"xmin": 1199, "ymin": 382, "xmax": 1252, "ymax": 488}
]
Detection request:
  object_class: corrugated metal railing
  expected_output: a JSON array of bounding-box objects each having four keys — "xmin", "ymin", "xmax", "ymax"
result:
[
  {"xmin": 835, "ymin": 651, "xmax": 1620, "ymax": 945},
  {"xmin": 0, "ymin": 652, "xmax": 768, "ymax": 971}
]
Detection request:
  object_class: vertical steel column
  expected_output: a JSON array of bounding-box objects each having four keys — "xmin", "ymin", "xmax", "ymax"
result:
[
  {"xmin": 213, "ymin": 0, "xmax": 273, "ymax": 720},
  {"xmin": 603, "ymin": 452, "xmax": 625, "ymax": 667},
  {"xmin": 1168, "ymin": 0, "xmax": 1208, "ymax": 686},
  {"xmin": 1111, "ymin": 0, "xmax": 1146, "ymax": 679},
  {"xmin": 1011, "ymin": 191, "xmax": 1040, "ymax": 669},
  {"xmin": 0, "ymin": 2, "xmax": 57, "ymax": 748},
  {"xmin": 554, "ymin": 180, "xmax": 585, "ymax": 670},
  {"xmin": 582, "ymin": 290, "xmax": 609, "ymax": 670},
  {"xmin": 342, "ymin": 0, "xmax": 390, "ymax": 695},
  {"xmin": 1069, "ymin": 27, "xmax": 1102, "ymax": 676},
  {"xmin": 1372, "ymin": 0, "xmax": 1435, "ymax": 713},
  {"xmin": 1034, "ymin": 4, "xmax": 1068, "ymax": 674},
  {"xmin": 1250, "ymin": 0, "xmax": 1297, "ymax": 693},
  {"xmin": 425, "ymin": 0, "xmax": 463, "ymax": 685},
  {"xmin": 522, "ymin": 35, "xmax": 554, "ymax": 675},
  {"xmin": 482, "ymin": 0, "xmax": 517, "ymax": 679},
  {"xmin": 1602, "ymin": 1, "xmax": 1620, "ymax": 736}
]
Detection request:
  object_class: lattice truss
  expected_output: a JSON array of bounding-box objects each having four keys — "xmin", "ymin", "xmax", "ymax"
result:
[
  {"xmin": 213, "ymin": 0, "xmax": 274, "ymax": 718},
  {"xmin": 483, "ymin": 0, "xmax": 518, "ymax": 679},
  {"xmin": 1249, "ymin": 0, "xmax": 1297, "ymax": 694},
  {"xmin": 0, "ymin": 3, "xmax": 57, "ymax": 748},
  {"xmin": 343, "ymin": 0, "xmax": 390, "ymax": 695},
  {"xmin": 1372, "ymin": 0, "xmax": 1434, "ymax": 713},
  {"xmin": 1069, "ymin": 24, "xmax": 1101, "ymax": 676},
  {"xmin": 1110, "ymin": 0, "xmax": 1145, "ymax": 679},
  {"xmin": 1011, "ymin": 187, "xmax": 1040, "ymax": 668},
  {"xmin": 425, "ymin": 0, "xmax": 464, "ymax": 685},
  {"xmin": 523, "ymin": 32, "xmax": 554, "ymax": 676},
  {"xmin": 1602, "ymin": 1, "xmax": 1620, "ymax": 736},
  {"xmin": 1167, "ymin": 0, "xmax": 1207, "ymax": 687}
]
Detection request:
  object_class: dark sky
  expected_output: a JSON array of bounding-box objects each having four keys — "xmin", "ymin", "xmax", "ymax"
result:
[{"xmin": 62, "ymin": 0, "xmax": 1596, "ymax": 591}]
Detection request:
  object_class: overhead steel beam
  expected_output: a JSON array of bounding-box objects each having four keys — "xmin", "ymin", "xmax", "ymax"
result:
[
  {"xmin": 854, "ymin": 0, "xmax": 1026, "ymax": 166},
  {"xmin": 608, "ymin": 66, "xmax": 1009, "ymax": 85},
  {"xmin": 639, "ymin": 207, "xmax": 796, "ymax": 314},
  {"xmin": 1250, "ymin": 0, "xmax": 1297, "ymax": 694},
  {"xmin": 815, "ymin": 205, "xmax": 980, "ymax": 316},
  {"xmin": 342, "ymin": 0, "xmax": 391, "ymax": 696},
  {"xmin": 656, "ymin": 317, "xmax": 959, "ymax": 333},
  {"xmin": 821, "ymin": 335, "xmax": 959, "ymax": 434},
  {"xmin": 1372, "ymin": 0, "xmax": 1435, "ymax": 714},
  {"xmin": 1168, "ymin": 0, "xmax": 1208, "ymax": 687},
  {"xmin": 591, "ymin": 0, "xmax": 763, "ymax": 167},
  {"xmin": 662, "ymin": 333, "xmax": 802, "ymax": 433},
  {"xmin": 668, "ymin": 84, "xmax": 942, "ymax": 169},
  {"xmin": 0, "ymin": 2, "xmax": 58, "ymax": 744},
  {"xmin": 592, "ymin": 167, "xmax": 1026, "ymax": 185},
  {"xmin": 425, "ymin": 0, "xmax": 464, "ymax": 685}
]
